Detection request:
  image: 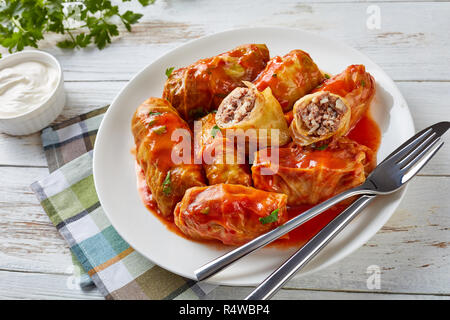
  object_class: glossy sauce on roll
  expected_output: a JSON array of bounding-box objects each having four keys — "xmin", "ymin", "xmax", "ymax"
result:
[
  {"xmin": 253, "ymin": 50, "xmax": 324, "ymax": 112},
  {"xmin": 132, "ymin": 44, "xmax": 383, "ymax": 249},
  {"xmin": 252, "ymin": 137, "xmax": 376, "ymax": 206},
  {"xmin": 174, "ymin": 184, "xmax": 288, "ymax": 246},
  {"xmin": 132, "ymin": 97, "xmax": 206, "ymax": 218},
  {"xmin": 195, "ymin": 113, "xmax": 252, "ymax": 186},
  {"xmin": 314, "ymin": 64, "xmax": 375, "ymax": 129},
  {"xmin": 163, "ymin": 44, "xmax": 270, "ymax": 122}
]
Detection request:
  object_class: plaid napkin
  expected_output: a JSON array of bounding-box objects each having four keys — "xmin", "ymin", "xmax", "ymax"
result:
[{"xmin": 30, "ymin": 107, "xmax": 219, "ymax": 300}]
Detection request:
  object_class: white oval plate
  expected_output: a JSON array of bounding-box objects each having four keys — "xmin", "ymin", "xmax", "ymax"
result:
[{"xmin": 93, "ymin": 27, "xmax": 415, "ymax": 286}]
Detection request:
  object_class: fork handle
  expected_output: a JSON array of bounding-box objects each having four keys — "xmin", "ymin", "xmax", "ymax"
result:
[
  {"xmin": 245, "ymin": 195, "xmax": 375, "ymax": 300},
  {"xmin": 195, "ymin": 184, "xmax": 371, "ymax": 281}
]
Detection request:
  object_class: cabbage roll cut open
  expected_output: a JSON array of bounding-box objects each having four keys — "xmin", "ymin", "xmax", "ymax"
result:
[
  {"xmin": 163, "ymin": 44, "xmax": 270, "ymax": 122},
  {"xmin": 132, "ymin": 98, "xmax": 206, "ymax": 218},
  {"xmin": 252, "ymin": 137, "xmax": 376, "ymax": 206},
  {"xmin": 215, "ymin": 82, "xmax": 291, "ymax": 147},
  {"xmin": 174, "ymin": 184, "xmax": 288, "ymax": 246},
  {"xmin": 314, "ymin": 64, "xmax": 375, "ymax": 129},
  {"xmin": 289, "ymin": 91, "xmax": 351, "ymax": 147}
]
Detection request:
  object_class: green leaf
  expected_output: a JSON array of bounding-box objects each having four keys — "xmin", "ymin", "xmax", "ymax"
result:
[
  {"xmin": 314, "ymin": 144, "xmax": 328, "ymax": 151},
  {"xmin": 149, "ymin": 111, "xmax": 162, "ymax": 116},
  {"xmin": 122, "ymin": 10, "xmax": 142, "ymax": 24},
  {"xmin": 120, "ymin": 9, "xmax": 142, "ymax": 32},
  {"xmin": 0, "ymin": 0, "xmax": 155, "ymax": 54},
  {"xmin": 211, "ymin": 125, "xmax": 221, "ymax": 138},
  {"xmin": 57, "ymin": 39, "xmax": 77, "ymax": 49},
  {"xmin": 165, "ymin": 67, "xmax": 175, "ymax": 78},
  {"xmin": 153, "ymin": 125, "xmax": 167, "ymax": 135},
  {"xmin": 75, "ymin": 33, "xmax": 92, "ymax": 48},
  {"xmin": 138, "ymin": 0, "xmax": 155, "ymax": 6},
  {"xmin": 162, "ymin": 171, "xmax": 171, "ymax": 196},
  {"xmin": 259, "ymin": 209, "xmax": 279, "ymax": 225},
  {"xmin": 324, "ymin": 73, "xmax": 330, "ymax": 79}
]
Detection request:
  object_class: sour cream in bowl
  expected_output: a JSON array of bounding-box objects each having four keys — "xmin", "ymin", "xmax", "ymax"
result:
[{"xmin": 0, "ymin": 51, "xmax": 65, "ymax": 135}]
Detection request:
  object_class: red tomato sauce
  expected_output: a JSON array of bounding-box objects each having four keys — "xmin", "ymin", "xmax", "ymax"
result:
[
  {"xmin": 136, "ymin": 110, "xmax": 381, "ymax": 249},
  {"xmin": 270, "ymin": 111, "xmax": 381, "ymax": 248},
  {"xmin": 135, "ymin": 163, "xmax": 228, "ymax": 249}
]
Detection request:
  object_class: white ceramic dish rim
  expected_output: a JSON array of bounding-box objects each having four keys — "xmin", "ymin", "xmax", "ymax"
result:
[
  {"xmin": 93, "ymin": 27, "xmax": 415, "ymax": 286},
  {"xmin": 0, "ymin": 50, "xmax": 63, "ymax": 120}
]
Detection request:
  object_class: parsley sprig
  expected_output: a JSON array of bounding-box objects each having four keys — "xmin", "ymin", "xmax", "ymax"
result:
[
  {"xmin": 0, "ymin": 0, "xmax": 154, "ymax": 58},
  {"xmin": 165, "ymin": 67, "xmax": 174, "ymax": 78},
  {"xmin": 162, "ymin": 171, "xmax": 171, "ymax": 196},
  {"xmin": 210, "ymin": 125, "xmax": 221, "ymax": 138},
  {"xmin": 259, "ymin": 208, "xmax": 279, "ymax": 225}
]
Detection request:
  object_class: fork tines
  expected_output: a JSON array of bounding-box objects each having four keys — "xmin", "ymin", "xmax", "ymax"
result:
[{"xmin": 382, "ymin": 122, "xmax": 449, "ymax": 167}]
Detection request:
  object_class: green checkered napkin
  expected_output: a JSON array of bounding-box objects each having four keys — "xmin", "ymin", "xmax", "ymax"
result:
[{"xmin": 31, "ymin": 107, "xmax": 220, "ymax": 299}]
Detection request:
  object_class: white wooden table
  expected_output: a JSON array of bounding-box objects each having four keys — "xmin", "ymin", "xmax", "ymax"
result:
[{"xmin": 0, "ymin": 0, "xmax": 449, "ymax": 300}]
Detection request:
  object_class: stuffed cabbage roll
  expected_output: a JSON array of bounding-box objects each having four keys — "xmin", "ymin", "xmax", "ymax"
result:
[
  {"xmin": 253, "ymin": 50, "xmax": 324, "ymax": 112},
  {"xmin": 252, "ymin": 137, "xmax": 376, "ymax": 206},
  {"xmin": 174, "ymin": 184, "xmax": 288, "ymax": 245},
  {"xmin": 314, "ymin": 64, "xmax": 375, "ymax": 129},
  {"xmin": 289, "ymin": 91, "xmax": 351, "ymax": 147},
  {"xmin": 215, "ymin": 82, "xmax": 291, "ymax": 148},
  {"xmin": 163, "ymin": 44, "xmax": 270, "ymax": 122},
  {"xmin": 195, "ymin": 113, "xmax": 252, "ymax": 186},
  {"xmin": 132, "ymin": 97, "xmax": 206, "ymax": 218}
]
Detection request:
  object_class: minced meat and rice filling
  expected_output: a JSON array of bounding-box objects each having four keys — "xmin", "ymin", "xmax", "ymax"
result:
[
  {"xmin": 216, "ymin": 87, "xmax": 257, "ymax": 124},
  {"xmin": 299, "ymin": 92, "xmax": 346, "ymax": 136}
]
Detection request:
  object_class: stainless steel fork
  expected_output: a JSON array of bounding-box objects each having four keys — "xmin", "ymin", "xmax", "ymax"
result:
[
  {"xmin": 245, "ymin": 194, "xmax": 375, "ymax": 300},
  {"xmin": 195, "ymin": 121, "xmax": 450, "ymax": 282}
]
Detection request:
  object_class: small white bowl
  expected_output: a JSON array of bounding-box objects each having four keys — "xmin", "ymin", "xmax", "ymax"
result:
[{"xmin": 0, "ymin": 50, "xmax": 65, "ymax": 136}]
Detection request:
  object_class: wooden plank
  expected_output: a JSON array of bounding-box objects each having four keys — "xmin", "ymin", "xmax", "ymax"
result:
[
  {"xmin": 0, "ymin": 133, "xmax": 47, "ymax": 168},
  {"xmin": 284, "ymin": 176, "xmax": 450, "ymax": 295},
  {"xmin": 396, "ymin": 82, "xmax": 450, "ymax": 176},
  {"xmin": 1, "ymin": 1, "xmax": 445, "ymax": 82},
  {"xmin": 1, "ymin": 80, "xmax": 448, "ymax": 174},
  {"xmin": 0, "ymin": 0, "xmax": 448, "ymax": 300},
  {"xmin": 1, "ymin": 270, "xmax": 447, "ymax": 300},
  {"xmin": 0, "ymin": 167, "xmax": 72, "ymax": 275},
  {"xmin": 212, "ymin": 287, "xmax": 450, "ymax": 300},
  {"xmin": 0, "ymin": 164, "xmax": 448, "ymax": 295},
  {"xmin": 1, "ymin": 270, "xmax": 448, "ymax": 300},
  {"xmin": 0, "ymin": 271, "xmax": 104, "ymax": 300}
]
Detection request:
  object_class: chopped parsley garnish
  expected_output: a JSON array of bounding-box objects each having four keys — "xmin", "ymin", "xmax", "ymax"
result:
[
  {"xmin": 149, "ymin": 111, "xmax": 162, "ymax": 116},
  {"xmin": 272, "ymin": 73, "xmax": 277, "ymax": 78},
  {"xmin": 314, "ymin": 144, "xmax": 329, "ymax": 151},
  {"xmin": 324, "ymin": 73, "xmax": 330, "ymax": 79},
  {"xmin": 147, "ymin": 119, "xmax": 157, "ymax": 126},
  {"xmin": 162, "ymin": 172, "xmax": 171, "ymax": 196},
  {"xmin": 259, "ymin": 208, "xmax": 279, "ymax": 225},
  {"xmin": 211, "ymin": 125, "xmax": 221, "ymax": 138},
  {"xmin": 165, "ymin": 67, "xmax": 175, "ymax": 78},
  {"xmin": 360, "ymin": 80, "xmax": 366, "ymax": 87},
  {"xmin": 201, "ymin": 207, "xmax": 210, "ymax": 215},
  {"xmin": 153, "ymin": 126, "xmax": 167, "ymax": 135}
]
